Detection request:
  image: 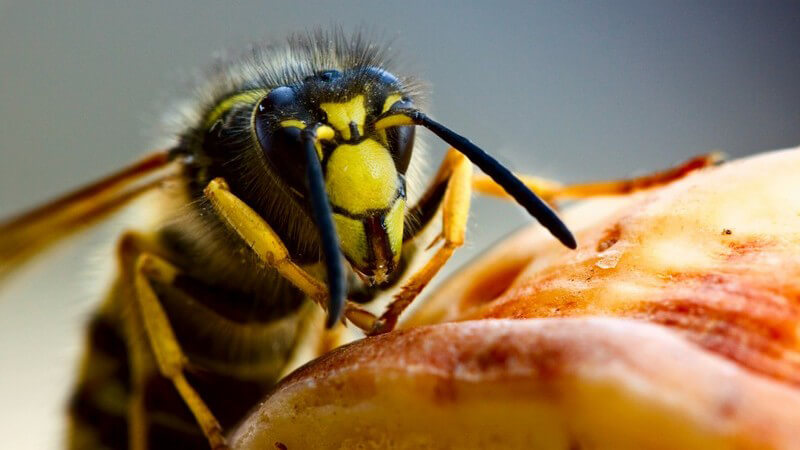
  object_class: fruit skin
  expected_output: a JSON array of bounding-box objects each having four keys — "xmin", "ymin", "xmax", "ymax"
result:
[
  {"xmin": 233, "ymin": 147, "xmax": 800, "ymax": 450},
  {"xmin": 416, "ymin": 147, "xmax": 800, "ymax": 386}
]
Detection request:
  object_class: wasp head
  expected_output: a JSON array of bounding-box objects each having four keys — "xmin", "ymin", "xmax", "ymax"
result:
[{"xmin": 253, "ymin": 67, "xmax": 415, "ymax": 285}]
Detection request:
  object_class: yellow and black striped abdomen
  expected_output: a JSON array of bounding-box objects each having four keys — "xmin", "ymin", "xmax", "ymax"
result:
[
  {"xmin": 67, "ymin": 244, "xmax": 313, "ymax": 449},
  {"xmin": 68, "ymin": 306, "xmax": 136, "ymax": 449}
]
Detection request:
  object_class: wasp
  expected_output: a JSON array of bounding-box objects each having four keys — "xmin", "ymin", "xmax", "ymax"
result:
[{"xmin": 0, "ymin": 31, "xmax": 715, "ymax": 449}]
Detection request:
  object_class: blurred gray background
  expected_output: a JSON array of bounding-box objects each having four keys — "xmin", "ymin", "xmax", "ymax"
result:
[{"xmin": 1, "ymin": 1, "xmax": 799, "ymax": 448}]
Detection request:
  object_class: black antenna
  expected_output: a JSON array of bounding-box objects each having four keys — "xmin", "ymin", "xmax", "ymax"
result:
[
  {"xmin": 302, "ymin": 127, "xmax": 347, "ymax": 327},
  {"xmin": 389, "ymin": 111, "xmax": 577, "ymax": 249}
]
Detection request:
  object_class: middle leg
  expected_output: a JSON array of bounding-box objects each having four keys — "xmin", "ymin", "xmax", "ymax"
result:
[{"xmin": 129, "ymin": 248, "xmax": 229, "ymax": 449}]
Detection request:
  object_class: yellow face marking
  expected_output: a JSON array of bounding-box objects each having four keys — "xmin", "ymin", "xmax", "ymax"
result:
[
  {"xmin": 314, "ymin": 125, "xmax": 337, "ymax": 160},
  {"xmin": 320, "ymin": 95, "xmax": 366, "ymax": 141},
  {"xmin": 205, "ymin": 89, "xmax": 269, "ymax": 128},
  {"xmin": 316, "ymin": 125, "xmax": 335, "ymax": 141},
  {"xmin": 384, "ymin": 197, "xmax": 406, "ymax": 258},
  {"xmin": 279, "ymin": 119, "xmax": 306, "ymax": 129},
  {"xmin": 374, "ymin": 114, "xmax": 414, "ymax": 130},
  {"xmin": 332, "ymin": 213, "xmax": 368, "ymax": 267},
  {"xmin": 377, "ymin": 94, "xmax": 404, "ymax": 146},
  {"xmin": 325, "ymin": 139, "xmax": 398, "ymax": 215},
  {"xmin": 382, "ymin": 94, "xmax": 403, "ymax": 113}
]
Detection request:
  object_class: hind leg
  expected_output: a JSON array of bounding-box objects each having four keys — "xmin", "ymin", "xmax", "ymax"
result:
[{"xmin": 105, "ymin": 232, "xmax": 228, "ymax": 449}]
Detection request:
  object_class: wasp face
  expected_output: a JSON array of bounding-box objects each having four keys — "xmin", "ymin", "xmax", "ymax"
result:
[{"xmin": 254, "ymin": 68, "xmax": 415, "ymax": 285}]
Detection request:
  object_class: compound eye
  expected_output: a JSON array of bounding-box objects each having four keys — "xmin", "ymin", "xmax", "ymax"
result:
[
  {"xmin": 259, "ymin": 86, "xmax": 296, "ymax": 113},
  {"xmin": 253, "ymin": 87, "xmax": 308, "ymax": 197},
  {"xmin": 363, "ymin": 67, "xmax": 399, "ymax": 85},
  {"xmin": 387, "ymin": 126, "xmax": 415, "ymax": 174},
  {"xmin": 379, "ymin": 95, "xmax": 415, "ymax": 173},
  {"xmin": 256, "ymin": 125, "xmax": 309, "ymax": 197}
]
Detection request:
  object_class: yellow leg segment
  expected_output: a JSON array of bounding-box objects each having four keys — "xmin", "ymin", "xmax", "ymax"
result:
[
  {"xmin": 204, "ymin": 177, "xmax": 380, "ymax": 333},
  {"xmin": 473, "ymin": 153, "xmax": 721, "ymax": 203},
  {"xmin": 370, "ymin": 150, "xmax": 473, "ymax": 335},
  {"xmin": 127, "ymin": 353, "xmax": 147, "ymax": 450},
  {"xmin": 132, "ymin": 251, "xmax": 228, "ymax": 450},
  {"xmin": 127, "ymin": 295, "xmax": 152, "ymax": 450},
  {"xmin": 204, "ymin": 178, "xmax": 328, "ymax": 308},
  {"xmin": 113, "ymin": 232, "xmax": 156, "ymax": 450}
]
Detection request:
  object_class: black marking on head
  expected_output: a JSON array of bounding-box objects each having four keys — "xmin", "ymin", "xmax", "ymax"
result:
[
  {"xmin": 329, "ymin": 179, "xmax": 405, "ymax": 221},
  {"xmin": 348, "ymin": 122, "xmax": 360, "ymax": 140}
]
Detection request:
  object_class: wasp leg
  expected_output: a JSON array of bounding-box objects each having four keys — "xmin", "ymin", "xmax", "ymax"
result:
[
  {"xmin": 126, "ymin": 294, "xmax": 150, "ymax": 450},
  {"xmin": 203, "ymin": 177, "xmax": 380, "ymax": 333},
  {"xmin": 473, "ymin": 153, "xmax": 721, "ymax": 203},
  {"xmin": 128, "ymin": 341, "xmax": 148, "ymax": 450},
  {"xmin": 128, "ymin": 250, "xmax": 229, "ymax": 450},
  {"xmin": 113, "ymin": 232, "xmax": 159, "ymax": 450},
  {"xmin": 371, "ymin": 149, "xmax": 472, "ymax": 335}
]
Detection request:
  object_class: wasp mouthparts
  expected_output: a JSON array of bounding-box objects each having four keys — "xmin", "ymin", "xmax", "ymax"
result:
[{"xmin": 367, "ymin": 264, "xmax": 390, "ymax": 286}]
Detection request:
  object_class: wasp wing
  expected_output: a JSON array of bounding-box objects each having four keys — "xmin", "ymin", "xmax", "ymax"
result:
[{"xmin": 0, "ymin": 151, "xmax": 176, "ymax": 282}]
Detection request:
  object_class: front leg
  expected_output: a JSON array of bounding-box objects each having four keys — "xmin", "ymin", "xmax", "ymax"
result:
[
  {"xmin": 370, "ymin": 149, "xmax": 472, "ymax": 335},
  {"xmin": 203, "ymin": 177, "xmax": 379, "ymax": 333}
]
